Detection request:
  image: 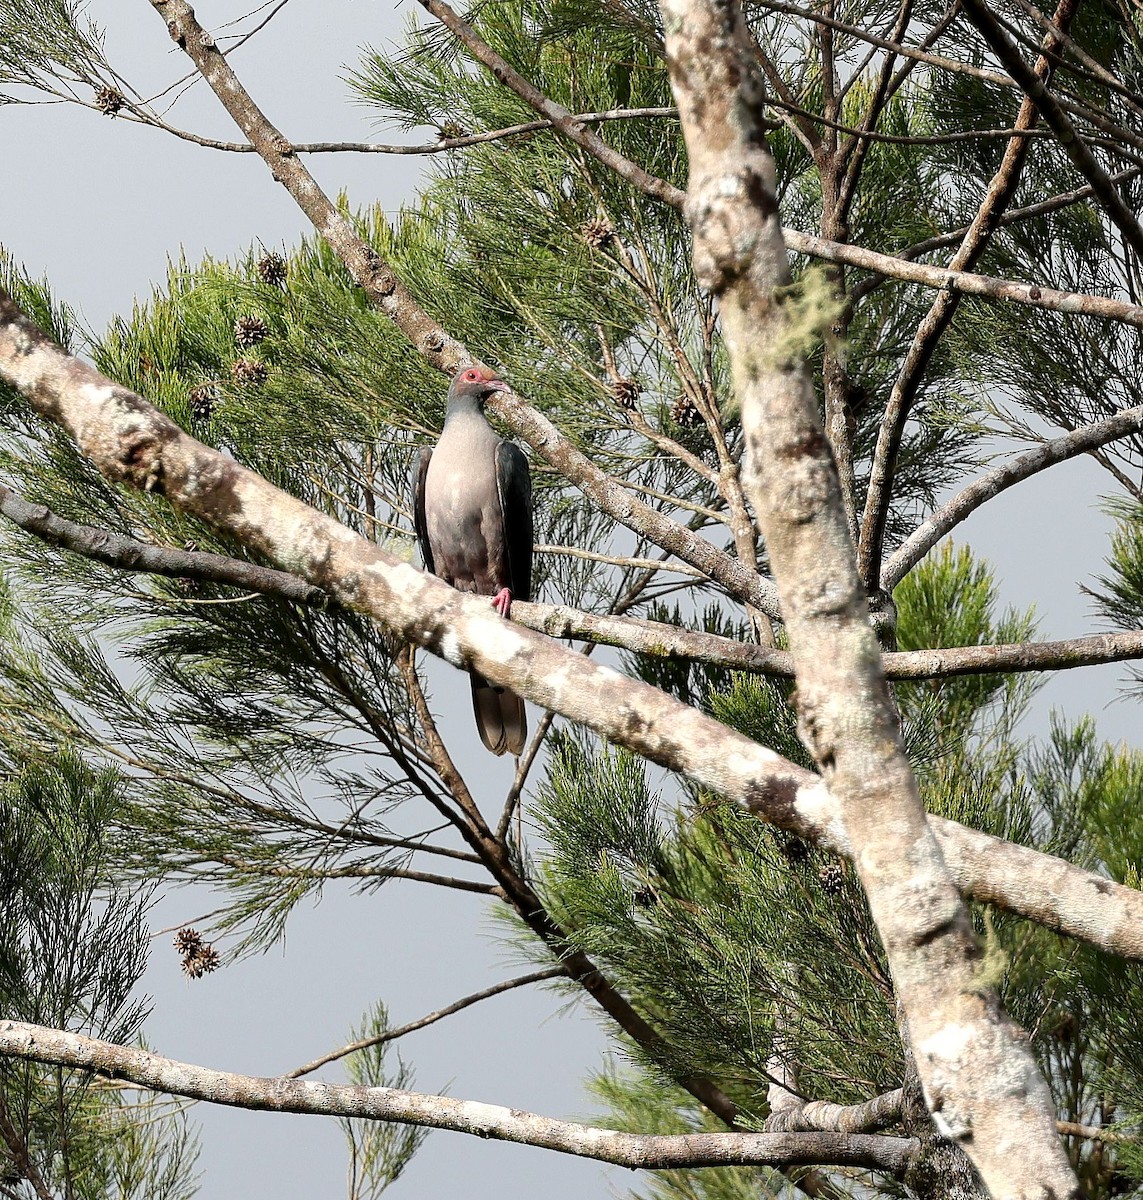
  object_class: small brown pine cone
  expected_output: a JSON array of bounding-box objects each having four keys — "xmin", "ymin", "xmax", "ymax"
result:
[
  {"xmin": 234, "ymin": 315, "xmax": 269, "ymax": 348},
  {"xmin": 438, "ymin": 120, "xmax": 467, "ymax": 140},
  {"xmin": 581, "ymin": 217, "xmax": 615, "ymax": 250},
  {"xmin": 188, "ymin": 384, "xmax": 219, "ymax": 422},
  {"xmin": 256, "ymin": 252, "xmax": 288, "ymax": 287},
  {"xmin": 671, "ymin": 394, "xmax": 703, "ymax": 427},
  {"xmin": 173, "ymin": 927, "xmax": 203, "ymax": 956},
  {"xmin": 231, "ymin": 358, "xmax": 268, "ymax": 387},
  {"xmin": 195, "ymin": 945, "xmax": 222, "ymax": 974},
  {"xmin": 1052, "ymin": 1011, "xmax": 1079, "ymax": 1043},
  {"xmin": 777, "ymin": 834, "xmax": 810, "ymax": 866},
  {"xmin": 611, "ymin": 377, "xmax": 640, "ymax": 410},
  {"xmin": 817, "ymin": 862, "xmax": 845, "ymax": 895},
  {"xmin": 95, "ymin": 86, "xmax": 124, "ymax": 116}
]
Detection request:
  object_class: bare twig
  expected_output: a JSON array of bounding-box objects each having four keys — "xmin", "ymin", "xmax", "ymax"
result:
[
  {"xmin": 883, "ymin": 405, "xmax": 1143, "ymax": 589},
  {"xmin": 959, "ymin": 0, "xmax": 1143, "ymax": 260},
  {"xmin": 111, "ymin": 106, "xmax": 679, "ymax": 156},
  {"xmin": 287, "ymin": 968, "xmax": 565, "ymax": 1079}
]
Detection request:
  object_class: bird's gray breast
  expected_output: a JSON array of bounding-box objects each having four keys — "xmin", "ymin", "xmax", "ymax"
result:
[{"xmin": 423, "ymin": 414, "xmax": 507, "ymax": 594}]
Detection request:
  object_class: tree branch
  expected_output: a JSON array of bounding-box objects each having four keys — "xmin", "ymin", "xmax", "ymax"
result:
[
  {"xmin": 883, "ymin": 405, "xmax": 1143, "ymax": 589},
  {"xmin": 0, "ymin": 1020, "xmax": 919, "ymax": 1174},
  {"xmin": 286, "ymin": 968, "xmax": 565, "ymax": 1079},
  {"xmin": 958, "ymin": 0, "xmax": 1143, "ymax": 261},
  {"xmin": 6, "ymin": 487, "xmax": 1140, "ymax": 682},
  {"xmin": 766, "ymin": 1089, "xmax": 904, "ymax": 1135},
  {"xmin": 146, "ymin": 0, "xmax": 781, "ymax": 621},
  {"xmin": 112, "ymin": 105, "xmax": 679, "ymax": 156},
  {"xmin": 784, "ymin": 230, "xmax": 1143, "ymax": 326},
  {"xmin": 4, "ymin": 289, "xmax": 1143, "ymax": 997},
  {"xmin": 415, "ymin": 0, "xmax": 684, "ymax": 207},
  {"xmin": 660, "ymin": 0, "xmax": 1078, "ymax": 1188},
  {"xmin": 0, "ymin": 482, "xmax": 327, "ymax": 604},
  {"xmin": 858, "ymin": 0, "xmax": 1081, "ymax": 589}
]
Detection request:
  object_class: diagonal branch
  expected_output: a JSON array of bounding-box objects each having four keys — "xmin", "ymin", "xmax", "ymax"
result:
[
  {"xmin": 883, "ymin": 405, "xmax": 1143, "ymax": 589},
  {"xmin": 146, "ymin": 0, "xmax": 780, "ymax": 622},
  {"xmin": 857, "ymin": 0, "xmax": 1081, "ymax": 589},
  {"xmin": 958, "ymin": 0, "xmax": 1143, "ymax": 261},
  {"xmin": 0, "ymin": 481, "xmax": 327, "ymax": 604},
  {"xmin": 287, "ymin": 968, "xmax": 565, "ymax": 1079},
  {"xmin": 0, "ymin": 1020, "xmax": 918, "ymax": 1174},
  {"xmin": 415, "ymin": 0, "xmax": 684, "ymax": 207},
  {"xmin": 4, "ymin": 289, "xmax": 1143, "ymax": 994}
]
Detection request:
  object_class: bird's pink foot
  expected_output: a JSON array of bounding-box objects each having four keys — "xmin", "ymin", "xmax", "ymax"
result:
[{"xmin": 491, "ymin": 588, "xmax": 513, "ymax": 618}]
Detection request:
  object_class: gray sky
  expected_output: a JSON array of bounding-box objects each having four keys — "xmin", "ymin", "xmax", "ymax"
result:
[{"xmin": 2, "ymin": 1, "xmax": 1140, "ymax": 1197}]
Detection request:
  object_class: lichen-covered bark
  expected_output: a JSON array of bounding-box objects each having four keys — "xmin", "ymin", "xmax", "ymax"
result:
[
  {"xmin": 657, "ymin": 0, "xmax": 1079, "ymax": 1194},
  {"xmin": 0, "ymin": 1020, "xmax": 917, "ymax": 1172}
]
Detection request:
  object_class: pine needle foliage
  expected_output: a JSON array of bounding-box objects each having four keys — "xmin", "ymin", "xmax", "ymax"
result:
[
  {"xmin": 0, "ymin": 748, "xmax": 199, "ymax": 1199},
  {"xmin": 338, "ymin": 1002, "xmax": 428, "ymax": 1200}
]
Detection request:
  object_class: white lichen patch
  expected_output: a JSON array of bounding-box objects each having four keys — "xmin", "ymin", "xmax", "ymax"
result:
[
  {"xmin": 471, "ymin": 611, "xmax": 530, "ymax": 661},
  {"xmin": 439, "ymin": 629, "xmax": 463, "ymax": 668},
  {"xmin": 793, "ymin": 778, "xmax": 851, "ymax": 853}
]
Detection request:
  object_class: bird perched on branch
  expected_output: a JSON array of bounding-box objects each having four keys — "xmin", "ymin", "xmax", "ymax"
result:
[{"xmin": 413, "ymin": 366, "xmax": 534, "ymax": 755}]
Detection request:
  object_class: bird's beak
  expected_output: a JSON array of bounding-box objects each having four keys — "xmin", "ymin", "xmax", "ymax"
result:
[{"xmin": 486, "ymin": 379, "xmax": 511, "ymax": 394}]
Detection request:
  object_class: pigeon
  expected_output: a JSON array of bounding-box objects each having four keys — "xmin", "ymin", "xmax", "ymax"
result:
[{"xmin": 413, "ymin": 366, "xmax": 534, "ymax": 755}]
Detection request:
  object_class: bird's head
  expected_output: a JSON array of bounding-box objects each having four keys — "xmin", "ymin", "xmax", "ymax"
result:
[{"xmin": 447, "ymin": 366, "xmax": 510, "ymax": 413}]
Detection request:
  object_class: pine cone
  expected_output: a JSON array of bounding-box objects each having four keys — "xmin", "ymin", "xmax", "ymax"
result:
[
  {"xmin": 438, "ymin": 120, "xmax": 467, "ymax": 140},
  {"xmin": 195, "ymin": 945, "xmax": 222, "ymax": 974},
  {"xmin": 581, "ymin": 217, "xmax": 616, "ymax": 250},
  {"xmin": 181, "ymin": 955, "xmax": 206, "ymax": 979},
  {"xmin": 671, "ymin": 394, "xmax": 703, "ymax": 427},
  {"xmin": 173, "ymin": 927, "xmax": 203, "ymax": 955},
  {"xmin": 256, "ymin": 252, "xmax": 288, "ymax": 287},
  {"xmin": 231, "ymin": 358, "xmax": 268, "ymax": 387},
  {"xmin": 777, "ymin": 834, "xmax": 810, "ymax": 866},
  {"xmin": 188, "ymin": 384, "xmax": 219, "ymax": 422},
  {"xmin": 95, "ymin": 86, "xmax": 124, "ymax": 116},
  {"xmin": 817, "ymin": 862, "xmax": 846, "ymax": 895},
  {"xmin": 611, "ymin": 377, "xmax": 641, "ymax": 410},
  {"xmin": 234, "ymin": 315, "xmax": 269, "ymax": 348}
]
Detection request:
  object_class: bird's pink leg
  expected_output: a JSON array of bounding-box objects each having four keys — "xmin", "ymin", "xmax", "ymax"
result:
[{"xmin": 491, "ymin": 588, "xmax": 513, "ymax": 618}]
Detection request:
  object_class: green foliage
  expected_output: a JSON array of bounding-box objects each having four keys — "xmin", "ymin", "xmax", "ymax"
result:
[
  {"xmin": 1089, "ymin": 498, "xmax": 1143, "ymax": 700},
  {"xmin": 0, "ymin": 0, "xmax": 112, "ymax": 102},
  {"xmin": 339, "ymin": 1002, "xmax": 428, "ymax": 1200},
  {"xmin": 0, "ymin": 751, "xmax": 199, "ymax": 1199}
]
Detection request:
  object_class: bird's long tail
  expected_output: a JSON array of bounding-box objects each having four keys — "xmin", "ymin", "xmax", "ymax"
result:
[{"xmin": 470, "ymin": 672, "xmax": 527, "ymax": 757}]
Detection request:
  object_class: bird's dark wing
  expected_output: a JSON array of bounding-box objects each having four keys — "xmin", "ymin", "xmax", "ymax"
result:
[
  {"xmin": 412, "ymin": 446, "xmax": 435, "ymax": 576},
  {"xmin": 495, "ymin": 440, "xmax": 533, "ymax": 601}
]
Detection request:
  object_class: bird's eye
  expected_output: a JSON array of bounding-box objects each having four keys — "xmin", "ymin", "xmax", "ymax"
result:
[{"xmin": 464, "ymin": 369, "xmax": 480, "ymax": 381}]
